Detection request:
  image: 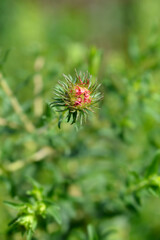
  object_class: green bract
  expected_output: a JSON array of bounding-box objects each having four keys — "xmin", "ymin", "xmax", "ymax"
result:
[{"xmin": 50, "ymin": 71, "xmax": 103, "ymax": 127}]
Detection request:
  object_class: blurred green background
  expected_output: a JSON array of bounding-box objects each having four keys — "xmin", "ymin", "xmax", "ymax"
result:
[{"xmin": 1, "ymin": 0, "xmax": 160, "ymax": 239}]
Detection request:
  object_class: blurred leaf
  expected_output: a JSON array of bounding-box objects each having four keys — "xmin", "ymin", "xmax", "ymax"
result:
[
  {"xmin": 88, "ymin": 46, "xmax": 102, "ymax": 76},
  {"xmin": 8, "ymin": 217, "xmax": 19, "ymax": 227},
  {"xmin": 47, "ymin": 205, "xmax": 62, "ymax": 225},
  {"xmin": 71, "ymin": 111, "xmax": 77, "ymax": 125},
  {"xmin": 125, "ymin": 202, "xmax": 138, "ymax": 213},
  {"xmin": 27, "ymin": 229, "xmax": 33, "ymax": 240},
  {"xmin": 58, "ymin": 114, "xmax": 63, "ymax": 129},
  {"xmin": 128, "ymin": 37, "xmax": 140, "ymax": 63},
  {"xmin": 101, "ymin": 229, "xmax": 117, "ymax": 239},
  {"xmin": 146, "ymin": 150, "xmax": 160, "ymax": 177},
  {"xmin": 0, "ymin": 49, "xmax": 11, "ymax": 69},
  {"xmin": 148, "ymin": 187, "xmax": 160, "ymax": 197},
  {"xmin": 4, "ymin": 201, "xmax": 24, "ymax": 209},
  {"xmin": 133, "ymin": 193, "xmax": 141, "ymax": 206},
  {"xmin": 87, "ymin": 224, "xmax": 98, "ymax": 240}
]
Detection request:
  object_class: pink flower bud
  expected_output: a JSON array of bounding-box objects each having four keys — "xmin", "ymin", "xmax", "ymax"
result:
[{"xmin": 51, "ymin": 71, "xmax": 103, "ymax": 126}]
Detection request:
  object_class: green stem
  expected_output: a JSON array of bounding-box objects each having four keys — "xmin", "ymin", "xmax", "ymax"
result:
[{"xmin": 126, "ymin": 180, "xmax": 149, "ymax": 195}]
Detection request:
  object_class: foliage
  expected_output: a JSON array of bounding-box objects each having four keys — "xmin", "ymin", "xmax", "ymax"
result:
[
  {"xmin": 4, "ymin": 180, "xmax": 61, "ymax": 240},
  {"xmin": 1, "ymin": 0, "xmax": 160, "ymax": 240}
]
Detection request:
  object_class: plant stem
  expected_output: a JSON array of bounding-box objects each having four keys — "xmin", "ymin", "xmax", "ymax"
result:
[
  {"xmin": 0, "ymin": 147, "xmax": 54, "ymax": 174},
  {"xmin": 0, "ymin": 73, "xmax": 35, "ymax": 133},
  {"xmin": 33, "ymin": 57, "xmax": 44, "ymax": 117},
  {"xmin": 126, "ymin": 180, "xmax": 149, "ymax": 195}
]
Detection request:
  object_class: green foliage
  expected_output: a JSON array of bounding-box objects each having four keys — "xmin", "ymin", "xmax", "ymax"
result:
[
  {"xmin": 1, "ymin": 1, "xmax": 160, "ymax": 240},
  {"xmin": 4, "ymin": 181, "xmax": 61, "ymax": 239}
]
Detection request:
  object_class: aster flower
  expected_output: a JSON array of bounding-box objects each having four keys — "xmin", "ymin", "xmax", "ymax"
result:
[{"xmin": 50, "ymin": 71, "xmax": 103, "ymax": 127}]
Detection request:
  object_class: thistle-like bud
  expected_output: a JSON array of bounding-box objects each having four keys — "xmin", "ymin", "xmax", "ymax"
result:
[{"xmin": 50, "ymin": 71, "xmax": 103, "ymax": 127}]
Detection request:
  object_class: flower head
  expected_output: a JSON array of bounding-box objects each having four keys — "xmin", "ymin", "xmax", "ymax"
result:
[{"xmin": 50, "ymin": 71, "xmax": 103, "ymax": 127}]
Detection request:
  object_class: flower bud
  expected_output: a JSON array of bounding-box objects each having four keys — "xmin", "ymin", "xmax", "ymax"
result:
[
  {"xmin": 18, "ymin": 214, "xmax": 36, "ymax": 230},
  {"xmin": 37, "ymin": 202, "xmax": 46, "ymax": 215},
  {"xmin": 51, "ymin": 71, "xmax": 103, "ymax": 126}
]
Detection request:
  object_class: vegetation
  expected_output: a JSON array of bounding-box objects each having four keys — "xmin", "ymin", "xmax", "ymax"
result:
[{"xmin": 1, "ymin": 0, "xmax": 160, "ymax": 239}]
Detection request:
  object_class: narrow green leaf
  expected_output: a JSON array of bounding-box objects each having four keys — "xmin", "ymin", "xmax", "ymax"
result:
[
  {"xmin": 58, "ymin": 114, "xmax": 63, "ymax": 129},
  {"xmin": 101, "ymin": 229, "xmax": 116, "ymax": 239},
  {"xmin": 0, "ymin": 49, "xmax": 11, "ymax": 67},
  {"xmin": 67, "ymin": 112, "xmax": 72, "ymax": 123},
  {"xmin": 87, "ymin": 224, "xmax": 98, "ymax": 240},
  {"xmin": 27, "ymin": 229, "xmax": 33, "ymax": 240},
  {"xmin": 4, "ymin": 201, "xmax": 24, "ymax": 209},
  {"xmin": 8, "ymin": 217, "xmax": 19, "ymax": 226},
  {"xmin": 47, "ymin": 205, "xmax": 62, "ymax": 225},
  {"xmin": 125, "ymin": 202, "xmax": 138, "ymax": 213},
  {"xmin": 133, "ymin": 193, "xmax": 141, "ymax": 206},
  {"xmin": 146, "ymin": 150, "xmax": 160, "ymax": 177},
  {"xmin": 71, "ymin": 111, "xmax": 77, "ymax": 124}
]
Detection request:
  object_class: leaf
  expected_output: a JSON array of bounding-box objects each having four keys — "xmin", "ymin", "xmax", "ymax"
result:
[
  {"xmin": 101, "ymin": 229, "xmax": 116, "ymax": 239},
  {"xmin": 58, "ymin": 114, "xmax": 63, "ymax": 129},
  {"xmin": 146, "ymin": 150, "xmax": 160, "ymax": 177},
  {"xmin": 4, "ymin": 201, "xmax": 24, "ymax": 209},
  {"xmin": 27, "ymin": 177, "xmax": 43, "ymax": 190},
  {"xmin": 67, "ymin": 112, "xmax": 72, "ymax": 123},
  {"xmin": 87, "ymin": 224, "xmax": 98, "ymax": 240},
  {"xmin": 128, "ymin": 36, "xmax": 140, "ymax": 63},
  {"xmin": 27, "ymin": 229, "xmax": 33, "ymax": 240},
  {"xmin": 133, "ymin": 193, "xmax": 141, "ymax": 206},
  {"xmin": 130, "ymin": 171, "xmax": 140, "ymax": 181},
  {"xmin": 8, "ymin": 216, "xmax": 19, "ymax": 226},
  {"xmin": 125, "ymin": 202, "xmax": 138, "ymax": 213},
  {"xmin": 47, "ymin": 205, "xmax": 62, "ymax": 225},
  {"xmin": 31, "ymin": 218, "xmax": 38, "ymax": 231},
  {"xmin": 148, "ymin": 187, "xmax": 160, "ymax": 197},
  {"xmin": 0, "ymin": 49, "xmax": 11, "ymax": 68},
  {"xmin": 71, "ymin": 111, "xmax": 77, "ymax": 124}
]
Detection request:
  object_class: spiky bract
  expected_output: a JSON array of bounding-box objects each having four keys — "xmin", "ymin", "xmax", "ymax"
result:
[{"xmin": 50, "ymin": 71, "xmax": 102, "ymax": 126}]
